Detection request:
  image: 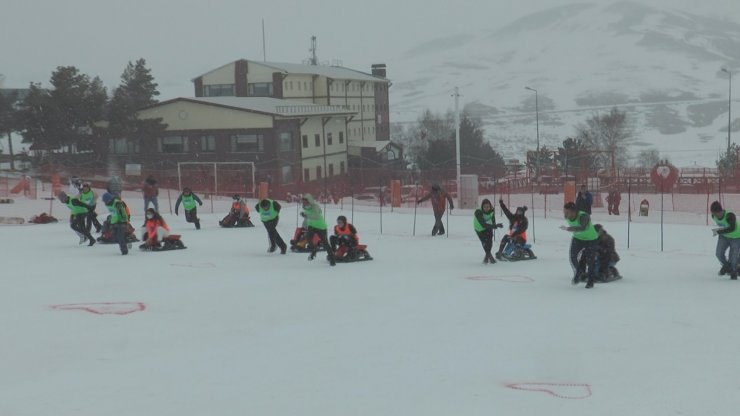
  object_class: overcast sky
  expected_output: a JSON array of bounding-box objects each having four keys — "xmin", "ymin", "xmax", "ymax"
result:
[{"xmin": 2, "ymin": 0, "xmax": 739, "ymax": 99}]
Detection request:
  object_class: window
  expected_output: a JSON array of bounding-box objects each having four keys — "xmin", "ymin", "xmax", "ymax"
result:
[
  {"xmin": 279, "ymin": 132, "xmax": 293, "ymax": 151},
  {"xmin": 314, "ymin": 134, "xmax": 320, "ymax": 147},
  {"xmin": 339, "ymin": 131, "xmax": 344, "ymax": 144},
  {"xmin": 316, "ymin": 166, "xmax": 322, "ymax": 179},
  {"xmin": 328, "ymin": 163, "xmax": 334, "ymax": 177},
  {"xmin": 302, "ymin": 134, "xmax": 308, "ymax": 148},
  {"xmin": 200, "ymin": 135, "xmax": 216, "ymax": 152},
  {"xmin": 304, "ymin": 81, "xmax": 308, "ymax": 91},
  {"xmin": 340, "ymin": 161, "xmax": 346, "ymax": 175},
  {"xmin": 158, "ymin": 136, "xmax": 188, "ymax": 153},
  {"xmin": 327, "ymin": 132, "xmax": 333, "ymax": 146},
  {"xmin": 304, "ymin": 168, "xmax": 310, "ymax": 182},
  {"xmin": 108, "ymin": 138, "xmax": 139, "ymax": 154},
  {"xmin": 289, "ymin": 81, "xmax": 293, "ymax": 90},
  {"xmin": 230, "ymin": 134, "xmax": 263, "ymax": 152},
  {"xmin": 203, "ymin": 84, "xmax": 235, "ymax": 97},
  {"xmin": 297, "ymin": 81, "xmax": 302, "ymax": 91},
  {"xmin": 248, "ymin": 82, "xmax": 273, "ymax": 97},
  {"xmin": 281, "ymin": 165, "xmax": 293, "ymax": 184}
]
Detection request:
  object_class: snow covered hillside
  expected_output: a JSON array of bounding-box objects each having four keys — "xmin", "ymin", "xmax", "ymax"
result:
[
  {"xmin": 390, "ymin": 1, "xmax": 740, "ymax": 166},
  {"xmin": 2, "ymin": 193, "xmax": 740, "ymax": 415}
]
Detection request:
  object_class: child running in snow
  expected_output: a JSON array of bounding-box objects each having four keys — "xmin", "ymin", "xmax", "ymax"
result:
[
  {"xmin": 174, "ymin": 187, "xmax": 203, "ymax": 229},
  {"xmin": 58, "ymin": 191, "xmax": 95, "ymax": 246}
]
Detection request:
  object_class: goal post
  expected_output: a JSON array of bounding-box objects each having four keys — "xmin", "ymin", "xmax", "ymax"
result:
[{"xmin": 177, "ymin": 162, "xmax": 256, "ymax": 199}]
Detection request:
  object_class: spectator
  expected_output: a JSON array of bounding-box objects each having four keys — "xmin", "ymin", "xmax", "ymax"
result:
[
  {"xmin": 142, "ymin": 175, "xmax": 159, "ymax": 212},
  {"xmin": 575, "ymin": 184, "xmax": 593, "ymax": 215}
]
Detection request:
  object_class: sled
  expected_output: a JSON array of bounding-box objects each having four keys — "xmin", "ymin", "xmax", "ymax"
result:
[
  {"xmin": 0, "ymin": 216, "xmax": 25, "ymax": 224},
  {"xmin": 331, "ymin": 244, "xmax": 373, "ymax": 263},
  {"xmin": 97, "ymin": 234, "xmax": 139, "ymax": 244},
  {"xmin": 498, "ymin": 243, "xmax": 537, "ymax": 261},
  {"xmin": 0, "ymin": 198, "xmax": 14, "ymax": 204},
  {"xmin": 218, "ymin": 214, "xmax": 255, "ymax": 228},
  {"xmin": 139, "ymin": 234, "xmax": 186, "ymax": 251}
]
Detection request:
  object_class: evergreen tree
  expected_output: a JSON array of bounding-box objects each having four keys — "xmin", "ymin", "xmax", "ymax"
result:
[
  {"xmin": 108, "ymin": 59, "xmax": 166, "ymax": 141},
  {"xmin": 717, "ymin": 144, "xmax": 738, "ymax": 176},
  {"xmin": 0, "ymin": 89, "xmax": 19, "ymax": 169}
]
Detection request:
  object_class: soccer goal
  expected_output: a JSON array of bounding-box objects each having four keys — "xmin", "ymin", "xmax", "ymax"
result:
[{"xmin": 177, "ymin": 162, "xmax": 256, "ymax": 198}]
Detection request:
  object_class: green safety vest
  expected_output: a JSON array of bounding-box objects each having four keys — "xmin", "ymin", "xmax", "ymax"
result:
[
  {"xmin": 106, "ymin": 198, "xmax": 128, "ymax": 224},
  {"xmin": 304, "ymin": 206, "xmax": 327, "ymax": 230},
  {"xmin": 79, "ymin": 189, "xmax": 95, "ymax": 206},
  {"xmin": 473, "ymin": 210, "xmax": 494, "ymax": 232},
  {"xmin": 566, "ymin": 211, "xmax": 598, "ymax": 241},
  {"xmin": 66, "ymin": 197, "xmax": 88, "ymax": 215},
  {"xmin": 181, "ymin": 194, "xmax": 197, "ymax": 211},
  {"xmin": 258, "ymin": 200, "xmax": 278, "ymax": 222},
  {"xmin": 713, "ymin": 211, "xmax": 740, "ymax": 239}
]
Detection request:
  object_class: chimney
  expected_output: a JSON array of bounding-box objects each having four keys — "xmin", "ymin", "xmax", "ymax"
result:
[{"xmin": 371, "ymin": 63, "xmax": 386, "ymax": 78}]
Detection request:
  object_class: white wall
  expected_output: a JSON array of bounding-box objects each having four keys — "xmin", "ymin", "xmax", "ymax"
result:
[
  {"xmin": 202, "ymin": 63, "xmax": 235, "ymax": 85},
  {"xmin": 137, "ymin": 100, "xmax": 273, "ymax": 130}
]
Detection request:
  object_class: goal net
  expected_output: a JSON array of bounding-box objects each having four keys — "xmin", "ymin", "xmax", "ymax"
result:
[{"xmin": 177, "ymin": 162, "xmax": 256, "ymax": 199}]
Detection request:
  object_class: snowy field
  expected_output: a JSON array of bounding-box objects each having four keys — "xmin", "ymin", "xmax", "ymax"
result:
[{"xmin": 1, "ymin": 193, "xmax": 740, "ymax": 416}]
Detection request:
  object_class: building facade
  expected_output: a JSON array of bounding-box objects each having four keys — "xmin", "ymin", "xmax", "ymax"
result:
[{"xmin": 192, "ymin": 60, "xmax": 391, "ymax": 166}]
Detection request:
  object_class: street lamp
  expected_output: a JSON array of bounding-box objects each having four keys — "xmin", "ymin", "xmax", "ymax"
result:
[
  {"xmin": 524, "ymin": 86, "xmax": 540, "ymax": 182},
  {"xmin": 722, "ymin": 68, "xmax": 732, "ymax": 153}
]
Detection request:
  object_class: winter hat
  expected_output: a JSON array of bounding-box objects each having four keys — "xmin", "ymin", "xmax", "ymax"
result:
[
  {"xmin": 57, "ymin": 191, "xmax": 68, "ymax": 202},
  {"xmin": 516, "ymin": 206, "xmax": 528, "ymax": 214},
  {"xmin": 711, "ymin": 201, "xmax": 723, "ymax": 213},
  {"xmin": 337, "ymin": 215, "xmax": 347, "ymax": 224},
  {"xmin": 431, "ymin": 183, "xmax": 441, "ymax": 191},
  {"xmin": 102, "ymin": 192, "xmax": 114, "ymax": 204},
  {"xmin": 232, "ymin": 194, "xmax": 241, "ymax": 201}
]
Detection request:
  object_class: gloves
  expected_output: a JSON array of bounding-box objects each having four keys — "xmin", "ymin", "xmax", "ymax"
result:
[
  {"xmin": 496, "ymin": 223, "xmax": 504, "ymax": 229},
  {"xmin": 300, "ymin": 212, "xmax": 306, "ymax": 218},
  {"xmin": 712, "ymin": 228, "xmax": 720, "ymax": 236},
  {"xmin": 199, "ymin": 202, "xmax": 203, "ymax": 206},
  {"xmin": 559, "ymin": 225, "xmax": 568, "ymax": 231},
  {"xmin": 499, "ymin": 199, "xmax": 504, "ymax": 204}
]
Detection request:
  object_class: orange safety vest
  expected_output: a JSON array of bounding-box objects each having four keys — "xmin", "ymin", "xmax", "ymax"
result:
[
  {"xmin": 334, "ymin": 224, "xmax": 358, "ymax": 242},
  {"xmin": 509, "ymin": 219, "xmax": 527, "ymax": 241}
]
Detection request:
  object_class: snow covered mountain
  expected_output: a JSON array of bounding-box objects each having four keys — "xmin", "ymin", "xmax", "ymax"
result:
[{"xmin": 389, "ymin": 1, "xmax": 740, "ymax": 166}]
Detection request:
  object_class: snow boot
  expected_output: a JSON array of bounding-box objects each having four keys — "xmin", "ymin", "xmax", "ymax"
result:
[{"xmin": 719, "ymin": 264, "xmax": 730, "ymax": 276}]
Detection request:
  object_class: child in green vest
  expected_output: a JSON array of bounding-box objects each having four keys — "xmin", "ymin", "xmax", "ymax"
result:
[
  {"xmin": 255, "ymin": 198, "xmax": 287, "ymax": 254},
  {"xmin": 102, "ymin": 192, "xmax": 131, "ymax": 255},
  {"xmin": 473, "ymin": 199, "xmax": 503, "ymax": 264},
  {"xmin": 710, "ymin": 201, "xmax": 740, "ymax": 280},
  {"xmin": 58, "ymin": 191, "xmax": 95, "ymax": 246},
  {"xmin": 301, "ymin": 193, "xmax": 335, "ymax": 266},
  {"xmin": 174, "ymin": 187, "xmax": 203, "ymax": 230},
  {"xmin": 560, "ymin": 202, "xmax": 599, "ymax": 288},
  {"xmin": 78, "ymin": 182, "xmax": 102, "ymax": 233}
]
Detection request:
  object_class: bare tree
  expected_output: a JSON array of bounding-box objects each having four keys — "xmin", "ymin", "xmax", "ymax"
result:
[{"xmin": 577, "ymin": 107, "xmax": 635, "ymax": 175}]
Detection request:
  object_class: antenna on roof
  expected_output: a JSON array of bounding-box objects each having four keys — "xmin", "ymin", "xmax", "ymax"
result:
[
  {"xmin": 309, "ymin": 36, "xmax": 318, "ymax": 66},
  {"xmin": 262, "ymin": 19, "xmax": 267, "ymax": 62}
]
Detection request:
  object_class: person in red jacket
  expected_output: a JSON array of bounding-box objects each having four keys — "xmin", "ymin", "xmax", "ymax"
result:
[
  {"xmin": 140, "ymin": 208, "xmax": 170, "ymax": 249},
  {"xmin": 416, "ymin": 183, "xmax": 454, "ymax": 236}
]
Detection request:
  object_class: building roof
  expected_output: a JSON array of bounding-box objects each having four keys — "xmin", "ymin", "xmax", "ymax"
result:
[
  {"xmin": 192, "ymin": 60, "xmax": 389, "ymax": 83},
  {"xmin": 147, "ymin": 97, "xmax": 356, "ymax": 117}
]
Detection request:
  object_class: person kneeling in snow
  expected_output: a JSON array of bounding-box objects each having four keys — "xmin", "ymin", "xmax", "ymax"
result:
[
  {"xmin": 593, "ymin": 224, "xmax": 621, "ymax": 282},
  {"xmin": 220, "ymin": 195, "xmax": 254, "ymax": 227},
  {"xmin": 140, "ymin": 208, "xmax": 170, "ymax": 249}
]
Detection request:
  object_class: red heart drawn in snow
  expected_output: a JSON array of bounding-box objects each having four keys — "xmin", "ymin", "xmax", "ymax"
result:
[
  {"xmin": 505, "ymin": 382, "xmax": 592, "ymax": 399},
  {"xmin": 51, "ymin": 302, "xmax": 146, "ymax": 315}
]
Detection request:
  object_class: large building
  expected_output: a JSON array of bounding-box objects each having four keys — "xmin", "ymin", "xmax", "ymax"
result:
[{"xmin": 191, "ymin": 59, "xmax": 391, "ymax": 165}]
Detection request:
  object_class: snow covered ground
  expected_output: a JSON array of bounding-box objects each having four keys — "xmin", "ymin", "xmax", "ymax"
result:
[{"xmin": 1, "ymin": 193, "xmax": 739, "ymax": 416}]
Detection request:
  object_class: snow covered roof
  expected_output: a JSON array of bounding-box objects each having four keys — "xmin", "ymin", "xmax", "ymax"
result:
[
  {"xmin": 192, "ymin": 60, "xmax": 389, "ymax": 83},
  {"xmin": 149, "ymin": 97, "xmax": 356, "ymax": 117}
]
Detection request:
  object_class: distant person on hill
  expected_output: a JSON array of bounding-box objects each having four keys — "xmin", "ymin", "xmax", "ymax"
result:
[
  {"xmin": 416, "ymin": 183, "xmax": 454, "ymax": 236},
  {"xmin": 575, "ymin": 184, "xmax": 593, "ymax": 215}
]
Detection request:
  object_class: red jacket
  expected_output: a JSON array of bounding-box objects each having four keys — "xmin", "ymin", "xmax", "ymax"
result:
[{"xmin": 145, "ymin": 217, "xmax": 169, "ymax": 238}]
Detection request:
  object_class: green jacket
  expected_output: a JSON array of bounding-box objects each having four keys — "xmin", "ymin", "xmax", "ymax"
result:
[{"xmin": 302, "ymin": 194, "xmax": 327, "ymax": 230}]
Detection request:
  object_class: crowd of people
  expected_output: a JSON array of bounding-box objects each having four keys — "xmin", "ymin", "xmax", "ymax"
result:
[{"xmin": 58, "ymin": 178, "xmax": 740, "ymax": 287}]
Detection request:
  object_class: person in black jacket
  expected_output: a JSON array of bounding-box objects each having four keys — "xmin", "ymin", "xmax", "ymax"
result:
[
  {"xmin": 575, "ymin": 184, "xmax": 593, "ymax": 214},
  {"xmin": 417, "ymin": 183, "xmax": 454, "ymax": 236},
  {"xmin": 473, "ymin": 199, "xmax": 503, "ymax": 264},
  {"xmin": 710, "ymin": 200, "xmax": 740, "ymax": 280},
  {"xmin": 495, "ymin": 199, "xmax": 529, "ymax": 259}
]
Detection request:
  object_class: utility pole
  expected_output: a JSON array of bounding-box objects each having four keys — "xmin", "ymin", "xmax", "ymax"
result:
[
  {"xmin": 261, "ymin": 19, "xmax": 266, "ymax": 62},
  {"xmin": 309, "ymin": 36, "xmax": 317, "ymax": 66},
  {"xmin": 722, "ymin": 68, "xmax": 732, "ymax": 153},
  {"xmin": 525, "ymin": 86, "xmax": 540, "ymax": 183},
  {"xmin": 453, "ymin": 87, "xmax": 461, "ymax": 208}
]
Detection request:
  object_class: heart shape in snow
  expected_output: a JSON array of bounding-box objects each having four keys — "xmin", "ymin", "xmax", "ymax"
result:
[
  {"xmin": 505, "ymin": 382, "xmax": 592, "ymax": 399},
  {"xmin": 51, "ymin": 302, "xmax": 146, "ymax": 315}
]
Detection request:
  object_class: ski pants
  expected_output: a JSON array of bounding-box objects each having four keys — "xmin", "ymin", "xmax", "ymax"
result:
[
  {"xmin": 111, "ymin": 222, "xmax": 129, "ymax": 254},
  {"xmin": 716, "ymin": 236, "xmax": 740, "ymax": 271},
  {"xmin": 184, "ymin": 207, "xmax": 200, "ymax": 228},
  {"xmin": 70, "ymin": 213, "xmax": 94, "ymax": 242},
  {"xmin": 498, "ymin": 234, "xmax": 525, "ymax": 254},
  {"xmin": 570, "ymin": 238, "xmax": 598, "ymax": 284},
  {"xmin": 432, "ymin": 210, "xmax": 445, "ymax": 235},
  {"xmin": 306, "ymin": 227, "xmax": 335, "ymax": 261},
  {"xmin": 476, "ymin": 229, "xmax": 493, "ymax": 256},
  {"xmin": 330, "ymin": 234, "xmax": 357, "ymax": 251},
  {"xmin": 262, "ymin": 218, "xmax": 286, "ymax": 252},
  {"xmin": 85, "ymin": 205, "xmax": 102, "ymax": 233}
]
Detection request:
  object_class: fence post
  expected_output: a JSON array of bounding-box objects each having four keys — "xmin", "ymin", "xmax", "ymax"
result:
[{"xmin": 627, "ymin": 180, "xmax": 631, "ymax": 250}]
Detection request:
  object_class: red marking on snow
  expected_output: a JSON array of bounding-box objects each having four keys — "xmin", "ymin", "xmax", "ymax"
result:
[
  {"xmin": 51, "ymin": 302, "xmax": 146, "ymax": 315},
  {"xmin": 504, "ymin": 382, "xmax": 592, "ymax": 399},
  {"xmin": 170, "ymin": 262, "xmax": 216, "ymax": 269},
  {"xmin": 465, "ymin": 275, "xmax": 534, "ymax": 283}
]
